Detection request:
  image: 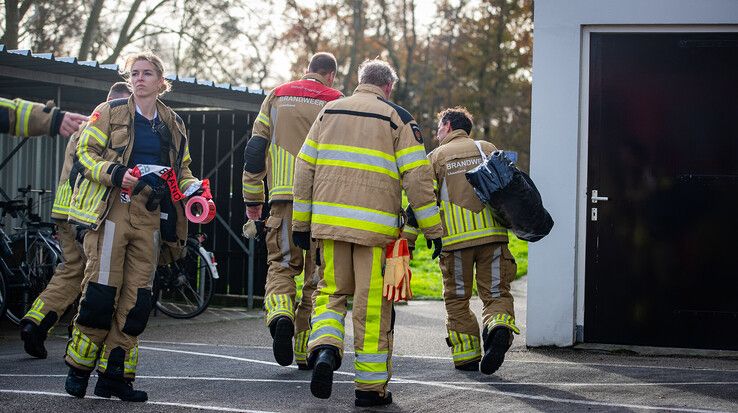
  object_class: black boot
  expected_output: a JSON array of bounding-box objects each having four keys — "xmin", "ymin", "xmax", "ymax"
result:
[
  {"xmin": 310, "ymin": 346, "xmax": 339, "ymax": 399},
  {"xmin": 93, "ymin": 347, "xmax": 148, "ymax": 402},
  {"xmin": 355, "ymin": 390, "xmax": 393, "ymax": 407},
  {"xmin": 480, "ymin": 327, "xmax": 512, "ymax": 375},
  {"xmin": 64, "ymin": 366, "xmax": 91, "ymax": 398},
  {"xmin": 297, "ymin": 363, "xmax": 312, "ymax": 371},
  {"xmin": 455, "ymin": 360, "xmax": 479, "ymax": 371},
  {"xmin": 20, "ymin": 312, "xmax": 57, "ymax": 359},
  {"xmin": 269, "ymin": 316, "xmax": 294, "ymax": 366}
]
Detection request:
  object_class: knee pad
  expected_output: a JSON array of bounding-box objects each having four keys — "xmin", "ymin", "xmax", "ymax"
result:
[
  {"xmin": 77, "ymin": 282, "xmax": 116, "ymax": 329},
  {"xmin": 243, "ymin": 136, "xmax": 268, "ymax": 173},
  {"xmin": 121, "ymin": 288, "xmax": 152, "ymax": 336}
]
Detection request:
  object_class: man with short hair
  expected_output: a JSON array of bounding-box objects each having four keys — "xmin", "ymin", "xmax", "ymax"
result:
[
  {"xmin": 20, "ymin": 83, "xmax": 132, "ymax": 359},
  {"xmin": 242, "ymin": 52, "xmax": 343, "ymax": 369},
  {"xmin": 292, "ymin": 59, "xmax": 443, "ymax": 407},
  {"xmin": 1, "ymin": 98, "xmax": 87, "ymax": 138},
  {"xmin": 407, "ymin": 107, "xmax": 518, "ymax": 374}
]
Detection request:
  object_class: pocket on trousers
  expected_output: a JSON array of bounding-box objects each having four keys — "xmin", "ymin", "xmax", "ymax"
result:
[
  {"xmin": 265, "ymin": 215, "xmax": 283, "ymax": 251},
  {"xmin": 501, "ymin": 244, "xmax": 517, "ymax": 282}
]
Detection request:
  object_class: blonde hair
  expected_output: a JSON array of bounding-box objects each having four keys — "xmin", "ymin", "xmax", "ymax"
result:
[{"xmin": 122, "ymin": 51, "xmax": 172, "ymax": 96}]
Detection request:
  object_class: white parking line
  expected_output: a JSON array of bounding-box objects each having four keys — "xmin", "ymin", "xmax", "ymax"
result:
[
  {"xmin": 140, "ymin": 340, "xmax": 738, "ymax": 373},
  {"xmin": 2, "ymin": 374, "xmax": 737, "ymax": 388},
  {"xmin": 0, "ymin": 389, "xmax": 277, "ymax": 413}
]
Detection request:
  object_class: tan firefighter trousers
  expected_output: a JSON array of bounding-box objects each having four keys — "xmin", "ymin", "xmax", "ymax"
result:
[
  {"xmin": 23, "ymin": 220, "xmax": 85, "ymax": 330},
  {"xmin": 307, "ymin": 239, "xmax": 393, "ymax": 396},
  {"xmin": 438, "ymin": 242, "xmax": 518, "ymax": 366},
  {"xmin": 263, "ymin": 201, "xmax": 318, "ymax": 365},
  {"xmin": 65, "ymin": 192, "xmax": 159, "ymax": 378}
]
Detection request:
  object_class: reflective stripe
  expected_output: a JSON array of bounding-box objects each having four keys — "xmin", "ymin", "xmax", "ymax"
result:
[
  {"xmin": 403, "ymin": 225, "xmax": 418, "ymax": 236},
  {"xmin": 491, "ymin": 246, "xmax": 502, "ymax": 298},
  {"xmin": 86, "ymin": 126, "xmax": 109, "ymax": 146},
  {"xmin": 16, "ymin": 100, "xmax": 32, "ymax": 136},
  {"xmin": 293, "ymin": 198, "xmax": 312, "ymax": 223},
  {"xmin": 299, "ymin": 138, "xmax": 318, "ymax": 162},
  {"xmin": 279, "ymin": 216, "xmax": 291, "ymax": 268},
  {"xmin": 269, "ymin": 185, "xmax": 292, "ymax": 197},
  {"xmin": 395, "ymin": 146, "xmax": 429, "ymax": 173},
  {"xmin": 24, "ymin": 297, "xmax": 45, "ymax": 323},
  {"xmin": 414, "ymin": 202, "xmax": 441, "ymax": 229},
  {"xmin": 270, "ymin": 144, "xmax": 296, "ymax": 195},
  {"xmin": 354, "ymin": 371, "xmax": 389, "ymax": 383},
  {"xmin": 97, "ymin": 220, "xmax": 116, "ymax": 286},
  {"xmin": 309, "ymin": 326, "xmax": 344, "ymax": 342},
  {"xmin": 319, "ymin": 149, "xmax": 398, "ymax": 178},
  {"xmin": 311, "ymin": 309, "xmax": 344, "ymax": 324},
  {"xmin": 66, "ymin": 327, "xmax": 99, "ymax": 369},
  {"xmin": 361, "ymin": 247, "xmax": 384, "ymax": 352},
  {"xmin": 488, "ymin": 313, "xmax": 520, "ymax": 334},
  {"xmin": 312, "ymin": 202, "xmax": 399, "ymax": 237},
  {"xmin": 448, "ymin": 330, "xmax": 481, "ymax": 363},
  {"xmin": 453, "ymin": 251, "xmax": 464, "ymax": 297},
  {"xmin": 242, "ymin": 182, "xmax": 263, "ymax": 194},
  {"xmin": 264, "ymin": 293, "xmax": 295, "ymax": 323},
  {"xmin": 125, "ymin": 346, "xmax": 139, "ymax": 375},
  {"xmin": 294, "ymin": 330, "xmax": 310, "ymax": 363},
  {"xmin": 356, "ymin": 352, "xmax": 388, "ymax": 363},
  {"xmin": 257, "ymin": 111, "xmax": 270, "ymax": 126}
]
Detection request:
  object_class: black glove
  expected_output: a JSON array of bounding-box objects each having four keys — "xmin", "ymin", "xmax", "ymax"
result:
[
  {"xmin": 110, "ymin": 164, "xmax": 127, "ymax": 188},
  {"xmin": 292, "ymin": 231, "xmax": 311, "ymax": 250},
  {"xmin": 405, "ymin": 205, "xmax": 418, "ymax": 228},
  {"xmin": 426, "ymin": 237, "xmax": 442, "ymax": 259},
  {"xmin": 75, "ymin": 226, "xmax": 88, "ymax": 244},
  {"xmin": 146, "ymin": 185, "xmax": 168, "ymax": 211}
]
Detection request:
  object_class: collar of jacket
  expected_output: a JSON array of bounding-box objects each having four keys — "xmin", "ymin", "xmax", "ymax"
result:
[
  {"xmin": 124, "ymin": 95, "xmax": 174, "ymax": 125},
  {"xmin": 302, "ymin": 72, "xmax": 330, "ymax": 86},
  {"xmin": 439, "ymin": 128, "xmax": 469, "ymax": 146},
  {"xmin": 353, "ymin": 83, "xmax": 386, "ymax": 98}
]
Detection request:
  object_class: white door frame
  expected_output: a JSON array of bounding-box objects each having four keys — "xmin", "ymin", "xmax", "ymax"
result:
[{"xmin": 574, "ymin": 25, "xmax": 738, "ymax": 340}]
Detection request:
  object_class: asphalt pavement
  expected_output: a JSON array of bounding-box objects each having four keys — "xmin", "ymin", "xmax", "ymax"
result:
[{"xmin": 1, "ymin": 277, "xmax": 737, "ymax": 412}]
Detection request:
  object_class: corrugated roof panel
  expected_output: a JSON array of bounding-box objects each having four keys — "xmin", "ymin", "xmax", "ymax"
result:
[
  {"xmin": 77, "ymin": 60, "xmax": 98, "ymax": 67},
  {"xmin": 99, "ymin": 64, "xmax": 118, "ymax": 71},
  {"xmin": 55, "ymin": 57, "xmax": 76, "ymax": 63},
  {"xmin": 32, "ymin": 53, "xmax": 53, "ymax": 60},
  {"xmin": 8, "ymin": 49, "xmax": 31, "ymax": 56}
]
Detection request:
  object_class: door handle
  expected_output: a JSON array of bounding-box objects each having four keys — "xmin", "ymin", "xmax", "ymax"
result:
[{"xmin": 591, "ymin": 190, "xmax": 609, "ymax": 204}]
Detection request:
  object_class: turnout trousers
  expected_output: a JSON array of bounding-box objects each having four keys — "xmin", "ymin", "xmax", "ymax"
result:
[
  {"xmin": 438, "ymin": 242, "xmax": 519, "ymax": 366},
  {"xmin": 307, "ymin": 239, "xmax": 393, "ymax": 396},
  {"xmin": 263, "ymin": 201, "xmax": 318, "ymax": 365},
  {"xmin": 23, "ymin": 220, "xmax": 85, "ymax": 330},
  {"xmin": 64, "ymin": 192, "xmax": 160, "ymax": 379}
]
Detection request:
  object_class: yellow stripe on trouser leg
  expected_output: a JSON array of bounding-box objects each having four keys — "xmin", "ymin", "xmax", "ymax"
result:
[
  {"xmin": 294, "ymin": 330, "xmax": 310, "ymax": 364},
  {"xmin": 448, "ymin": 330, "xmax": 482, "ymax": 365},
  {"xmin": 308, "ymin": 240, "xmax": 346, "ymax": 349},
  {"xmin": 66, "ymin": 326, "xmax": 100, "ymax": 370},
  {"xmin": 354, "ymin": 246, "xmax": 391, "ymax": 389},
  {"xmin": 264, "ymin": 293, "xmax": 295, "ymax": 326},
  {"xmin": 487, "ymin": 313, "xmax": 520, "ymax": 334}
]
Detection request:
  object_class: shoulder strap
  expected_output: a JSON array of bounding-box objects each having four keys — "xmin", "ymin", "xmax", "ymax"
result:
[{"xmin": 473, "ymin": 140, "xmax": 487, "ymax": 162}]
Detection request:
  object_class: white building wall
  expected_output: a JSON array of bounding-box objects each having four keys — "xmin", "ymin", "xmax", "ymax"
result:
[{"xmin": 528, "ymin": 0, "xmax": 738, "ymax": 346}]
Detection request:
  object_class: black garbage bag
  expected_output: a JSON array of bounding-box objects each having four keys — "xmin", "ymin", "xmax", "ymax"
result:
[{"xmin": 465, "ymin": 150, "xmax": 554, "ymax": 242}]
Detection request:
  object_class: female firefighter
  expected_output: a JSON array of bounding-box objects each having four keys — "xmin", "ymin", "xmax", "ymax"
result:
[{"xmin": 63, "ymin": 51, "xmax": 209, "ymax": 401}]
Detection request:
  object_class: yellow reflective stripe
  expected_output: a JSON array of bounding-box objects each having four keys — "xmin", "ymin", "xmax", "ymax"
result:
[
  {"xmin": 24, "ymin": 297, "xmax": 45, "ymax": 323},
  {"xmin": 269, "ymin": 186, "xmax": 292, "ymax": 196},
  {"xmin": 16, "ymin": 100, "xmax": 32, "ymax": 136},
  {"xmin": 443, "ymin": 227, "xmax": 508, "ymax": 247},
  {"xmin": 52, "ymin": 182, "xmax": 73, "ymax": 214},
  {"xmin": 179, "ymin": 178, "xmax": 197, "ymax": 193},
  {"xmin": 318, "ymin": 143, "xmax": 396, "ymax": 162},
  {"xmin": 396, "ymin": 145, "xmax": 430, "ymax": 174},
  {"xmin": 257, "ymin": 112, "xmax": 270, "ymax": 126},
  {"xmin": 0, "ymin": 98, "xmax": 15, "ymax": 109},
  {"xmin": 125, "ymin": 347, "xmax": 138, "ymax": 375},
  {"xmin": 66, "ymin": 327, "xmax": 99, "ymax": 368},
  {"xmin": 414, "ymin": 202, "xmax": 441, "ymax": 229},
  {"xmin": 77, "ymin": 130, "xmax": 101, "ymax": 174},
  {"xmin": 315, "ymin": 159, "xmax": 399, "ymax": 180},
  {"xmin": 265, "ymin": 293, "xmax": 295, "ymax": 323},
  {"xmin": 183, "ymin": 145, "xmax": 191, "ymax": 163},
  {"xmin": 362, "ymin": 247, "xmax": 384, "ymax": 353},
  {"xmin": 86, "ymin": 126, "xmax": 109, "ymax": 146},
  {"xmin": 242, "ymin": 181, "xmax": 263, "ymax": 194},
  {"xmin": 488, "ymin": 313, "xmax": 521, "ymax": 334},
  {"xmin": 403, "ymin": 225, "xmax": 419, "ymax": 236}
]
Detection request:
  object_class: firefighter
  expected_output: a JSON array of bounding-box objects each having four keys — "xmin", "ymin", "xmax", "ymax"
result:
[
  {"xmin": 63, "ymin": 52, "xmax": 207, "ymax": 402},
  {"xmin": 406, "ymin": 107, "xmax": 518, "ymax": 374},
  {"xmin": 243, "ymin": 52, "xmax": 343, "ymax": 369},
  {"xmin": 292, "ymin": 59, "xmax": 443, "ymax": 407},
  {"xmin": 20, "ymin": 83, "xmax": 132, "ymax": 359},
  {"xmin": 0, "ymin": 97, "xmax": 87, "ymax": 138}
]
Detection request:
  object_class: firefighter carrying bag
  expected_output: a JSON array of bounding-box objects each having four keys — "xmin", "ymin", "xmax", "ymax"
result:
[{"xmin": 465, "ymin": 142, "xmax": 554, "ymax": 242}]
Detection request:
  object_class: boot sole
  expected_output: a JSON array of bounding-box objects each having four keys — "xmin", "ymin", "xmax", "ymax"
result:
[
  {"xmin": 355, "ymin": 393, "xmax": 393, "ymax": 407},
  {"xmin": 273, "ymin": 318, "xmax": 294, "ymax": 367},
  {"xmin": 310, "ymin": 360, "xmax": 333, "ymax": 399},
  {"xmin": 481, "ymin": 328, "xmax": 511, "ymax": 375},
  {"xmin": 94, "ymin": 381, "xmax": 148, "ymax": 402}
]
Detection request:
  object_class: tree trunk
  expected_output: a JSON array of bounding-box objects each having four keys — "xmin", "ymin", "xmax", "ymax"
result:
[
  {"xmin": 102, "ymin": 0, "xmax": 143, "ymax": 64},
  {"xmin": 4, "ymin": 0, "xmax": 19, "ymax": 49},
  {"xmin": 343, "ymin": 0, "xmax": 364, "ymax": 94},
  {"xmin": 78, "ymin": 0, "xmax": 106, "ymax": 61}
]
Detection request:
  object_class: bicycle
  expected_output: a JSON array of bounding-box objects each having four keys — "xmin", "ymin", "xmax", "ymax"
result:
[
  {"xmin": 0, "ymin": 188, "xmax": 62, "ymax": 325},
  {"xmin": 152, "ymin": 233, "xmax": 219, "ymax": 319}
]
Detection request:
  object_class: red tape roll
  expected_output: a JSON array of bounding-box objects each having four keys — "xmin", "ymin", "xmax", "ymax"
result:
[{"xmin": 185, "ymin": 196, "xmax": 216, "ymax": 224}]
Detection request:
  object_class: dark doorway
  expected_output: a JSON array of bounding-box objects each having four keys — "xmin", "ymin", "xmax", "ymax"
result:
[{"xmin": 585, "ymin": 32, "xmax": 738, "ymax": 350}]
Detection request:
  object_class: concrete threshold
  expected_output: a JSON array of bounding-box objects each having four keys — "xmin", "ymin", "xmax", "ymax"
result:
[{"xmin": 573, "ymin": 342, "xmax": 738, "ymax": 359}]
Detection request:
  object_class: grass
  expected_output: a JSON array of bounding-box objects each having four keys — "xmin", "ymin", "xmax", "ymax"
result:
[{"xmin": 296, "ymin": 234, "xmax": 528, "ymax": 301}]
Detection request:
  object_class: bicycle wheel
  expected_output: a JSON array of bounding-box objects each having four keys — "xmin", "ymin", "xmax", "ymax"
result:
[
  {"xmin": 5, "ymin": 234, "xmax": 61, "ymax": 324},
  {"xmin": 154, "ymin": 240, "xmax": 214, "ymax": 319},
  {"xmin": 0, "ymin": 267, "xmax": 7, "ymax": 319}
]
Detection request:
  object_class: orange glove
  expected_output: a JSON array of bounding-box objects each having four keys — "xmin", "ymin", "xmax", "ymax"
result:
[{"xmin": 383, "ymin": 238, "xmax": 413, "ymax": 302}]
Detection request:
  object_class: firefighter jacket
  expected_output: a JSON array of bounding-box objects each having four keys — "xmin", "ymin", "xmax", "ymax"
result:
[
  {"xmin": 292, "ymin": 83, "xmax": 443, "ymax": 247},
  {"xmin": 68, "ymin": 96, "xmax": 199, "ymax": 246},
  {"xmin": 242, "ymin": 73, "xmax": 343, "ymax": 204},
  {"xmin": 0, "ymin": 98, "xmax": 65, "ymax": 138},
  {"xmin": 51, "ymin": 123, "xmax": 86, "ymax": 220},
  {"xmin": 427, "ymin": 129, "xmax": 508, "ymax": 250}
]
